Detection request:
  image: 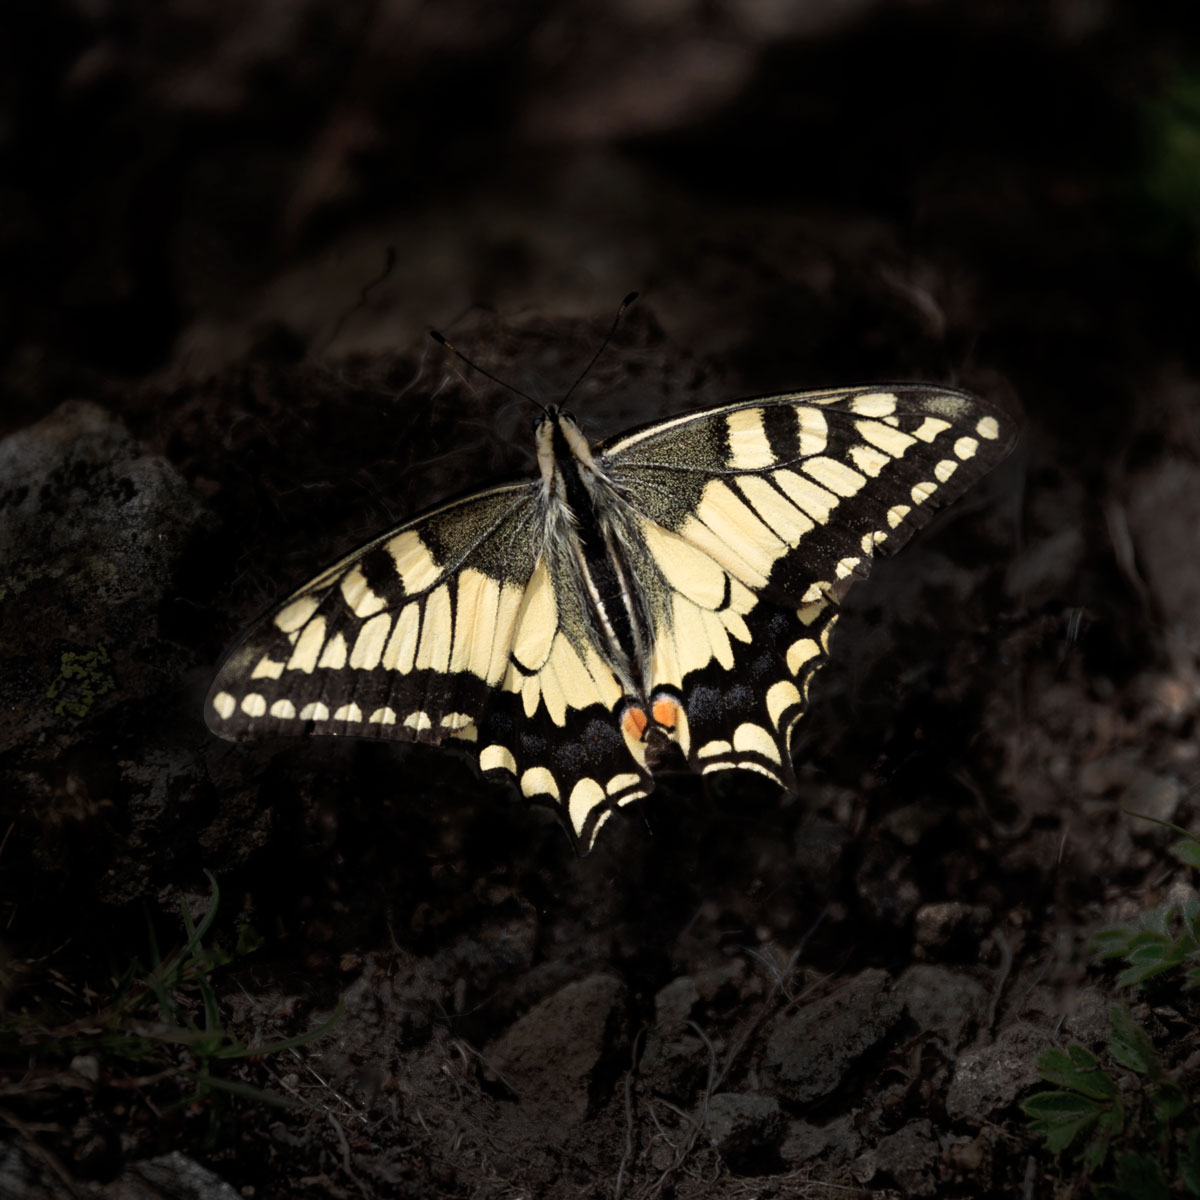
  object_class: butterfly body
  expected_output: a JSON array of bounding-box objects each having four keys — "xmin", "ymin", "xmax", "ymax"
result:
[{"xmin": 208, "ymin": 384, "xmax": 1015, "ymax": 850}]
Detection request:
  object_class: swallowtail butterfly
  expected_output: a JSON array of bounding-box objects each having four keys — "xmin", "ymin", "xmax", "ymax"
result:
[{"xmin": 207, "ymin": 344, "xmax": 1015, "ymax": 851}]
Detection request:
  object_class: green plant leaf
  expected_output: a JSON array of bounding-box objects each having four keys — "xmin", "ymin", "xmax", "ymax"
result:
[
  {"xmin": 1173, "ymin": 838, "xmax": 1200, "ymax": 869},
  {"xmin": 1036, "ymin": 1045, "xmax": 1118, "ymax": 1099},
  {"xmin": 1090, "ymin": 927, "xmax": 1136, "ymax": 957},
  {"xmin": 1182, "ymin": 1126, "xmax": 1200, "ymax": 1196},
  {"xmin": 1110, "ymin": 1151, "xmax": 1170, "ymax": 1200},
  {"xmin": 1151, "ymin": 1079, "xmax": 1187, "ymax": 1123},
  {"xmin": 1022, "ymin": 1090, "xmax": 1103, "ymax": 1153},
  {"xmin": 1125, "ymin": 928, "xmax": 1171, "ymax": 950},
  {"xmin": 1108, "ymin": 1005, "xmax": 1161, "ymax": 1077}
]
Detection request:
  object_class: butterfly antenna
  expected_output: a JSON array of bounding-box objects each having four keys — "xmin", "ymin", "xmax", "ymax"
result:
[
  {"xmin": 561, "ymin": 291, "xmax": 639, "ymax": 407},
  {"xmin": 429, "ymin": 329, "xmax": 546, "ymax": 413}
]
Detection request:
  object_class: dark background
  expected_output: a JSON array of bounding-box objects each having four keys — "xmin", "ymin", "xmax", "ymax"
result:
[{"xmin": 3, "ymin": 2, "xmax": 1200, "ymax": 1196}]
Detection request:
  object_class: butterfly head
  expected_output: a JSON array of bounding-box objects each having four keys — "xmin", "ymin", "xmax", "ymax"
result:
[{"xmin": 535, "ymin": 406, "xmax": 595, "ymax": 490}]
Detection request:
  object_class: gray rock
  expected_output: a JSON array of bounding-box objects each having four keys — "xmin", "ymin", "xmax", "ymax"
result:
[
  {"xmin": 945, "ymin": 1023, "xmax": 1049, "ymax": 1122},
  {"xmin": 762, "ymin": 968, "xmax": 902, "ymax": 1103},
  {"xmin": 1059, "ymin": 987, "xmax": 1112, "ymax": 1046},
  {"xmin": 895, "ymin": 964, "xmax": 989, "ymax": 1051},
  {"xmin": 779, "ymin": 1114, "xmax": 861, "ymax": 1167},
  {"xmin": 1004, "ymin": 525, "xmax": 1086, "ymax": 607},
  {"xmin": 0, "ymin": 400, "xmax": 208, "ymax": 751},
  {"xmin": 1125, "ymin": 456, "xmax": 1200, "ymax": 632},
  {"xmin": 639, "ymin": 1031, "xmax": 710, "ymax": 1101},
  {"xmin": 870, "ymin": 1119, "xmax": 939, "ymax": 1197},
  {"xmin": 654, "ymin": 975, "xmax": 700, "ymax": 1033},
  {"xmin": 913, "ymin": 901, "xmax": 990, "ymax": 953},
  {"xmin": 705, "ymin": 1092, "xmax": 783, "ymax": 1156},
  {"xmin": 487, "ymin": 972, "xmax": 627, "ymax": 1128},
  {"xmin": 103, "ymin": 1151, "xmax": 241, "ymax": 1199},
  {"xmin": 0, "ymin": 1142, "xmax": 72, "ymax": 1200}
]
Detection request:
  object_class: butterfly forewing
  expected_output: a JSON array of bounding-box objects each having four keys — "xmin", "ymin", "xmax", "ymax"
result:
[
  {"xmin": 599, "ymin": 385, "xmax": 1015, "ymax": 787},
  {"xmin": 206, "ymin": 482, "xmax": 545, "ymax": 742},
  {"xmin": 208, "ymin": 382, "xmax": 1015, "ymax": 851}
]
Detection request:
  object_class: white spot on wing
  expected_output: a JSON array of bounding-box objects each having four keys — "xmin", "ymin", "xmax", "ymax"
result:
[
  {"xmin": 568, "ymin": 778, "xmax": 606, "ymax": 836},
  {"xmin": 212, "ymin": 691, "xmax": 236, "ymax": 720},
  {"xmin": 849, "ymin": 391, "xmax": 897, "ymax": 417},
  {"xmin": 269, "ymin": 699, "xmax": 296, "ymax": 719},
  {"xmin": 521, "ymin": 766, "xmax": 559, "ymax": 800},
  {"xmin": 241, "ymin": 693, "xmax": 267, "ymax": 717},
  {"xmin": 480, "ymin": 744, "xmax": 517, "ymax": 775},
  {"xmin": 725, "ymin": 407, "xmax": 776, "ymax": 469},
  {"xmin": 386, "ymin": 530, "xmax": 442, "ymax": 594},
  {"xmin": 350, "ymin": 612, "xmax": 392, "ymax": 670},
  {"xmin": 382, "ymin": 605, "xmax": 420, "ymax": 673},
  {"xmin": 774, "ymin": 470, "xmax": 838, "ymax": 523},
  {"xmin": 801, "ymin": 456, "xmax": 866, "ymax": 498},
  {"xmin": 848, "ymin": 442, "xmax": 890, "ymax": 478},
  {"xmin": 606, "ymin": 772, "xmax": 642, "ymax": 796},
  {"xmin": 414, "ymin": 586, "xmax": 453, "ymax": 672},
  {"xmin": 274, "ymin": 596, "xmax": 319, "ymax": 633},
  {"xmin": 734, "ymin": 475, "xmax": 814, "ymax": 546},
  {"xmin": 787, "ymin": 638, "xmax": 819, "ymax": 675},
  {"xmin": 318, "ymin": 632, "xmax": 348, "ymax": 670},
  {"xmin": 732, "ymin": 722, "xmax": 780, "ymax": 763},
  {"xmin": 449, "ymin": 569, "xmax": 500, "ymax": 678},
  {"xmin": 766, "ymin": 679, "xmax": 802, "ymax": 727},
  {"xmin": 288, "ymin": 616, "xmax": 326, "ymax": 674},
  {"xmin": 911, "ymin": 416, "xmax": 952, "ymax": 443},
  {"xmin": 510, "ymin": 560, "xmax": 556, "ymax": 671},
  {"xmin": 340, "ymin": 565, "xmax": 386, "ymax": 618},
  {"xmin": 796, "ymin": 407, "xmax": 828, "ymax": 456},
  {"xmin": 640, "ymin": 520, "xmax": 728, "ymax": 608},
  {"xmin": 690, "ymin": 479, "xmax": 785, "ymax": 586},
  {"xmin": 856, "ymin": 418, "xmax": 915, "ymax": 457}
]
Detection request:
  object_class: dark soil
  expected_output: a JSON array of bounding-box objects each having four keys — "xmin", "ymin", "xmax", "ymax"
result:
[{"xmin": 3, "ymin": 3, "xmax": 1200, "ymax": 1197}]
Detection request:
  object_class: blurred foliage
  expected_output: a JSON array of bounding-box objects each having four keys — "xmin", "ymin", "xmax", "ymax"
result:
[{"xmin": 1140, "ymin": 66, "xmax": 1200, "ymax": 268}]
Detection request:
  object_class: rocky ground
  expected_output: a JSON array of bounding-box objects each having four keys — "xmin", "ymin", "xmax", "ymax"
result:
[{"xmin": 2, "ymin": 3, "xmax": 1199, "ymax": 1197}]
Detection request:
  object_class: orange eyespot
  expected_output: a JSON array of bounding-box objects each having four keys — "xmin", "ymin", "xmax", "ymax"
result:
[
  {"xmin": 651, "ymin": 695, "xmax": 681, "ymax": 730},
  {"xmin": 621, "ymin": 706, "xmax": 649, "ymax": 741}
]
